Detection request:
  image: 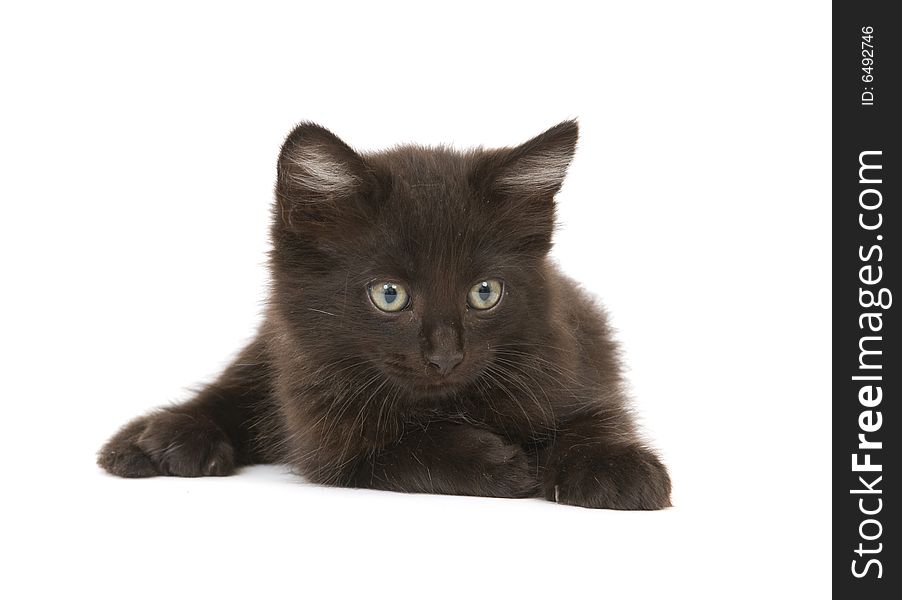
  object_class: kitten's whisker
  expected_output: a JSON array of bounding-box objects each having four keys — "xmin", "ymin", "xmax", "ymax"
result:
[
  {"xmin": 482, "ymin": 365, "xmax": 538, "ymax": 442},
  {"xmin": 489, "ymin": 358, "xmax": 559, "ymax": 430},
  {"xmin": 486, "ymin": 363, "xmax": 553, "ymax": 438}
]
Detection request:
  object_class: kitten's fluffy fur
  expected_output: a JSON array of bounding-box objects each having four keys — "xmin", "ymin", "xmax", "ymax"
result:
[{"xmin": 98, "ymin": 121, "xmax": 671, "ymax": 509}]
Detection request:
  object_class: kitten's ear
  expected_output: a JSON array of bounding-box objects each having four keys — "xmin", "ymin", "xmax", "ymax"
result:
[
  {"xmin": 275, "ymin": 122, "xmax": 376, "ymax": 232},
  {"xmin": 475, "ymin": 120, "xmax": 579, "ymax": 252},
  {"xmin": 482, "ymin": 120, "xmax": 578, "ymax": 199}
]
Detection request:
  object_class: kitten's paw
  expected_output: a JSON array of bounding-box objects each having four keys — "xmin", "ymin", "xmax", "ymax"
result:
[
  {"xmin": 464, "ymin": 429, "xmax": 540, "ymax": 498},
  {"xmin": 548, "ymin": 445, "xmax": 671, "ymax": 510},
  {"xmin": 97, "ymin": 410, "xmax": 236, "ymax": 478}
]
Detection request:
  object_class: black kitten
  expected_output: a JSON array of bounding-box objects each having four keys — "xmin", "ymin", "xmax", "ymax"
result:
[{"xmin": 98, "ymin": 121, "xmax": 671, "ymax": 510}]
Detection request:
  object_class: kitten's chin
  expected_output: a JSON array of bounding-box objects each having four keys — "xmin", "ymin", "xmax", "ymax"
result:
[
  {"xmin": 410, "ymin": 380, "xmax": 464, "ymax": 399},
  {"xmin": 383, "ymin": 370, "xmax": 468, "ymax": 399}
]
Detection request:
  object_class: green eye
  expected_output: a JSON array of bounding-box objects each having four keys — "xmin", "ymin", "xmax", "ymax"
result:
[
  {"xmin": 467, "ymin": 279, "xmax": 503, "ymax": 310},
  {"xmin": 368, "ymin": 281, "xmax": 410, "ymax": 312}
]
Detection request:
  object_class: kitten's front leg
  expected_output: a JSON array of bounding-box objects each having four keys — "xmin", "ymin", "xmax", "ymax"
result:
[
  {"xmin": 543, "ymin": 412, "xmax": 672, "ymax": 510},
  {"xmin": 343, "ymin": 422, "xmax": 540, "ymax": 499}
]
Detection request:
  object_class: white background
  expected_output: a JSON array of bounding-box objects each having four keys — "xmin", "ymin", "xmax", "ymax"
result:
[{"xmin": 0, "ymin": 1, "xmax": 831, "ymax": 598}]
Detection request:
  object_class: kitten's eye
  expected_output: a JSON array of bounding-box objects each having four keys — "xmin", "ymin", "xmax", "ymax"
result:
[
  {"xmin": 368, "ymin": 281, "xmax": 410, "ymax": 312},
  {"xmin": 467, "ymin": 279, "xmax": 503, "ymax": 310}
]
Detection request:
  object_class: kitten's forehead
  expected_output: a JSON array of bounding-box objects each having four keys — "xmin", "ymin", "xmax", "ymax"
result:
[
  {"xmin": 371, "ymin": 146, "xmax": 474, "ymax": 192},
  {"xmin": 371, "ymin": 146, "xmax": 484, "ymax": 215},
  {"xmin": 364, "ymin": 146, "xmax": 497, "ymax": 277}
]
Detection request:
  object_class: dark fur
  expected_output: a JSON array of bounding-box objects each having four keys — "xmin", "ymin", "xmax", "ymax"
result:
[{"xmin": 98, "ymin": 121, "xmax": 671, "ymax": 509}]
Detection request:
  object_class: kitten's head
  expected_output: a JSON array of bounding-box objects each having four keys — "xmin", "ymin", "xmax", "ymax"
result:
[{"xmin": 270, "ymin": 121, "xmax": 578, "ymax": 398}]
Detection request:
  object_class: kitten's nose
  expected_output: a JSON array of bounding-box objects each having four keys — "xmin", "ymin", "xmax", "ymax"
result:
[{"xmin": 426, "ymin": 350, "xmax": 464, "ymax": 376}]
